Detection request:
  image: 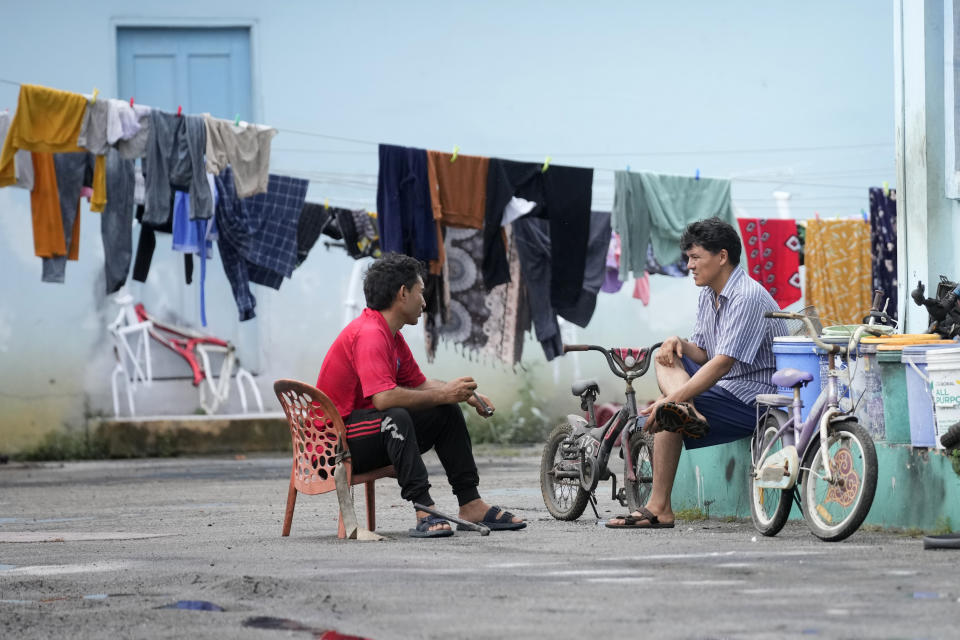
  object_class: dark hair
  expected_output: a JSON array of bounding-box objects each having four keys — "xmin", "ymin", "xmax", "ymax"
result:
[
  {"xmin": 363, "ymin": 252, "xmax": 424, "ymax": 310},
  {"xmin": 680, "ymin": 216, "xmax": 742, "ymax": 266}
]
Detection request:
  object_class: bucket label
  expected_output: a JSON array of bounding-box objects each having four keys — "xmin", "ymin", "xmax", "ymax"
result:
[{"xmin": 931, "ymin": 374, "xmax": 960, "ymax": 444}]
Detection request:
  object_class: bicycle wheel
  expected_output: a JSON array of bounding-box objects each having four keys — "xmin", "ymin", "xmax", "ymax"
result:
[
  {"xmin": 540, "ymin": 423, "xmax": 590, "ymax": 520},
  {"xmin": 800, "ymin": 419, "xmax": 878, "ymax": 542},
  {"xmin": 749, "ymin": 411, "xmax": 792, "ymax": 537},
  {"xmin": 625, "ymin": 430, "xmax": 655, "ymax": 515}
]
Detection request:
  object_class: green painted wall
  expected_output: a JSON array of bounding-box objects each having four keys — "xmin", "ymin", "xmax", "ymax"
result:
[{"xmin": 672, "ymin": 440, "xmax": 960, "ymax": 531}]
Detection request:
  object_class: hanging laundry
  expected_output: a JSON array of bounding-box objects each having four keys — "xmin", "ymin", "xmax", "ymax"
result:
[
  {"xmin": 633, "ymin": 272, "xmax": 651, "ymax": 306},
  {"xmin": 172, "ymin": 183, "xmax": 218, "ymax": 325},
  {"xmin": 484, "ymin": 159, "xmax": 593, "ymax": 308},
  {"xmin": 611, "ymin": 171, "xmax": 651, "ymax": 281},
  {"xmin": 143, "ymin": 110, "xmax": 181, "ymax": 225},
  {"xmin": 170, "ymin": 114, "xmax": 212, "ymax": 221},
  {"xmin": 645, "ymin": 243, "xmax": 690, "ymax": 277},
  {"xmin": 376, "ymin": 143, "xmax": 437, "ymax": 262},
  {"xmin": 613, "ymin": 171, "xmax": 735, "ymax": 277},
  {"xmin": 513, "ymin": 215, "xmax": 561, "ymax": 360},
  {"xmin": 215, "ymin": 167, "xmax": 308, "ymax": 321},
  {"xmin": 424, "ymin": 225, "xmax": 524, "ymax": 367},
  {"xmin": 805, "ymin": 219, "xmax": 872, "ymax": 325},
  {"xmin": 43, "ymin": 152, "xmax": 94, "ymax": 283},
  {"xmin": 426, "ymin": 150, "xmax": 489, "ymax": 229},
  {"xmin": 296, "ymin": 202, "xmax": 339, "ymax": 266},
  {"xmin": 501, "ymin": 196, "xmax": 537, "ymax": 227},
  {"xmin": 601, "ymin": 233, "xmax": 624, "ymax": 294},
  {"xmin": 132, "ymin": 200, "xmax": 175, "ymax": 283},
  {"xmin": 30, "ymin": 153, "xmax": 66, "ymax": 259},
  {"xmin": 737, "ymin": 218, "xmax": 802, "ymax": 308},
  {"xmin": 116, "ymin": 104, "xmax": 153, "ymax": 160},
  {"xmin": 100, "ymin": 148, "xmax": 136, "ymax": 294},
  {"xmin": 0, "ymin": 84, "xmax": 87, "ymax": 187},
  {"xmin": 869, "ymin": 187, "xmax": 898, "ymax": 321},
  {"xmin": 0, "ymin": 111, "xmax": 34, "ymax": 189},
  {"xmin": 557, "ymin": 210, "xmax": 612, "ymax": 327},
  {"xmin": 77, "ymin": 98, "xmax": 143, "ymax": 154},
  {"xmin": 204, "ymin": 114, "xmax": 277, "ymax": 198},
  {"xmin": 477, "ymin": 225, "xmax": 526, "ymax": 367}
]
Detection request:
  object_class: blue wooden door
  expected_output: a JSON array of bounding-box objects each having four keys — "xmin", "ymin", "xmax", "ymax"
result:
[
  {"xmin": 116, "ymin": 27, "xmax": 259, "ymax": 378},
  {"xmin": 117, "ymin": 27, "xmax": 252, "ymax": 120}
]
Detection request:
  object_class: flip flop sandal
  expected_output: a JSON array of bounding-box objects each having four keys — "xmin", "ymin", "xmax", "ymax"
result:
[
  {"xmin": 409, "ymin": 514, "xmax": 454, "ymax": 538},
  {"xmin": 457, "ymin": 506, "xmax": 526, "ymax": 531},
  {"xmin": 605, "ymin": 507, "xmax": 675, "ymax": 529},
  {"xmin": 654, "ymin": 402, "xmax": 710, "ymax": 439}
]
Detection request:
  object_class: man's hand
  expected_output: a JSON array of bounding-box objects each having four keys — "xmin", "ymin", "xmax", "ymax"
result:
[
  {"xmin": 466, "ymin": 392, "xmax": 495, "ymax": 417},
  {"xmin": 640, "ymin": 396, "xmax": 666, "ymax": 433},
  {"xmin": 656, "ymin": 336, "xmax": 685, "ymax": 367},
  {"xmin": 441, "ymin": 377, "xmax": 478, "ymax": 404}
]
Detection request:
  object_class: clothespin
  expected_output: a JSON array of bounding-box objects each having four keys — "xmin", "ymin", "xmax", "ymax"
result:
[
  {"xmin": 234, "ymin": 113, "xmax": 241, "ymax": 126},
  {"xmin": 814, "ymin": 211, "xmax": 821, "ymax": 221},
  {"xmin": 861, "ymin": 208, "xmax": 868, "ymax": 222},
  {"xmin": 882, "ymin": 180, "xmax": 890, "ymax": 197},
  {"xmin": 324, "ymin": 198, "xmax": 330, "ymax": 210},
  {"xmin": 177, "ymin": 105, "xmax": 183, "ymax": 117},
  {"xmin": 129, "ymin": 97, "xmax": 134, "ymax": 107},
  {"xmin": 450, "ymin": 145, "xmax": 459, "ymax": 163},
  {"xmin": 625, "ymin": 164, "xmax": 631, "ymax": 173},
  {"xmin": 91, "ymin": 88, "xmax": 99, "ymax": 103},
  {"xmin": 695, "ymin": 168, "xmax": 700, "ymax": 181},
  {"xmin": 541, "ymin": 155, "xmax": 551, "ymax": 173}
]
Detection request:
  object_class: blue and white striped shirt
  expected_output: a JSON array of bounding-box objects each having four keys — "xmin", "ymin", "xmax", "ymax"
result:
[{"xmin": 689, "ymin": 267, "xmax": 788, "ymax": 405}]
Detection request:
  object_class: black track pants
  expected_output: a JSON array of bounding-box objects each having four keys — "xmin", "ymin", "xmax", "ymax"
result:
[{"xmin": 344, "ymin": 404, "xmax": 481, "ymax": 507}]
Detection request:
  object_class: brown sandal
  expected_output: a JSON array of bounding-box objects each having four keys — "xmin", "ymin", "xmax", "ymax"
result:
[
  {"xmin": 605, "ymin": 507, "xmax": 675, "ymax": 529},
  {"xmin": 653, "ymin": 402, "xmax": 710, "ymax": 439}
]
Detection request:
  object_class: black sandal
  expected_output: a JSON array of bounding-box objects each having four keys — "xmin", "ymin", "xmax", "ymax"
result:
[{"xmin": 409, "ymin": 515, "xmax": 454, "ymax": 538}]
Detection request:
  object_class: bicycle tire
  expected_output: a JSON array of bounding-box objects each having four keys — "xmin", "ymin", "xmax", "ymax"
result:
[
  {"xmin": 749, "ymin": 411, "xmax": 792, "ymax": 537},
  {"xmin": 540, "ymin": 423, "xmax": 590, "ymax": 520},
  {"xmin": 800, "ymin": 419, "xmax": 878, "ymax": 542},
  {"xmin": 625, "ymin": 429, "xmax": 655, "ymax": 515}
]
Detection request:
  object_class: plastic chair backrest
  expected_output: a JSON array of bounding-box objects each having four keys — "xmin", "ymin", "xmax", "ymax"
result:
[{"xmin": 274, "ymin": 379, "xmax": 347, "ymax": 496}]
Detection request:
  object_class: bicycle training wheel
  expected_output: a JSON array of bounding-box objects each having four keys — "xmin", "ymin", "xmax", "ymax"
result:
[
  {"xmin": 540, "ymin": 423, "xmax": 590, "ymax": 520},
  {"xmin": 800, "ymin": 419, "xmax": 878, "ymax": 542},
  {"xmin": 625, "ymin": 429, "xmax": 655, "ymax": 515},
  {"xmin": 749, "ymin": 411, "xmax": 792, "ymax": 537}
]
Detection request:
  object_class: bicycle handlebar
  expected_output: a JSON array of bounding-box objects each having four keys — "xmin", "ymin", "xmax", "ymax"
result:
[
  {"xmin": 562, "ymin": 343, "xmax": 663, "ymax": 379},
  {"xmin": 763, "ymin": 307, "xmax": 893, "ymax": 355}
]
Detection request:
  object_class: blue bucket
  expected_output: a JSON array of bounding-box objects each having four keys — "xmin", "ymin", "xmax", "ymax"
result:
[{"xmin": 772, "ymin": 338, "xmax": 821, "ymax": 421}]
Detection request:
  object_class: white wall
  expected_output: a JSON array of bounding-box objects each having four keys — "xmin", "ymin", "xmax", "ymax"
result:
[{"xmin": 0, "ymin": 1, "xmax": 896, "ymax": 451}]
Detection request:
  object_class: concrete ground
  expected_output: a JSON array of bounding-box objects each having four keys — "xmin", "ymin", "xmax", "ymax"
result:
[{"xmin": 1, "ymin": 448, "xmax": 958, "ymax": 640}]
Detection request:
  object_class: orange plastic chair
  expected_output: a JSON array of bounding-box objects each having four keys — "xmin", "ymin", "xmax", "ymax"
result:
[{"xmin": 274, "ymin": 379, "xmax": 395, "ymax": 538}]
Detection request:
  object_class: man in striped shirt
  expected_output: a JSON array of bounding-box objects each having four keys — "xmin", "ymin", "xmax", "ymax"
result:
[{"xmin": 608, "ymin": 217, "xmax": 787, "ymax": 529}]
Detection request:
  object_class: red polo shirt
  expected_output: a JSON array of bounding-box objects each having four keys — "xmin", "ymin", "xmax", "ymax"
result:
[{"xmin": 316, "ymin": 308, "xmax": 427, "ymax": 418}]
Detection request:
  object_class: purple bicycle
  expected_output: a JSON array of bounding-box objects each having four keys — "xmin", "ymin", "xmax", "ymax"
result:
[{"xmin": 750, "ymin": 295, "xmax": 894, "ymax": 541}]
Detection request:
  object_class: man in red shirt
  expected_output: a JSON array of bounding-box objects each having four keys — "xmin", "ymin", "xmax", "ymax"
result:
[{"xmin": 317, "ymin": 253, "xmax": 526, "ymax": 537}]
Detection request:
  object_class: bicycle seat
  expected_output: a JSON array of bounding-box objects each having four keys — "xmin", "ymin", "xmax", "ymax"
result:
[
  {"xmin": 571, "ymin": 379, "xmax": 600, "ymax": 397},
  {"xmin": 771, "ymin": 368, "xmax": 814, "ymax": 388}
]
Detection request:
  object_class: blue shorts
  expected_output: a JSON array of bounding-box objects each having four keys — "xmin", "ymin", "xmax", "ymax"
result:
[{"xmin": 638, "ymin": 356, "xmax": 757, "ymax": 450}]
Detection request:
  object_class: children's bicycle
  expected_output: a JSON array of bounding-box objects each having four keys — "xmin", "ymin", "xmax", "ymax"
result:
[
  {"xmin": 750, "ymin": 296, "xmax": 894, "ymax": 541},
  {"xmin": 540, "ymin": 343, "xmax": 662, "ymax": 521}
]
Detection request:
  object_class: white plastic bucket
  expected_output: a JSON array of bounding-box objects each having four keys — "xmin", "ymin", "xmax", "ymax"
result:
[{"xmin": 925, "ymin": 347, "xmax": 960, "ymax": 448}]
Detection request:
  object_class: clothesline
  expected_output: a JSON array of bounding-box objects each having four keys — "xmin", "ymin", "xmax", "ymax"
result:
[{"xmin": 0, "ymin": 74, "xmax": 891, "ymax": 186}]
